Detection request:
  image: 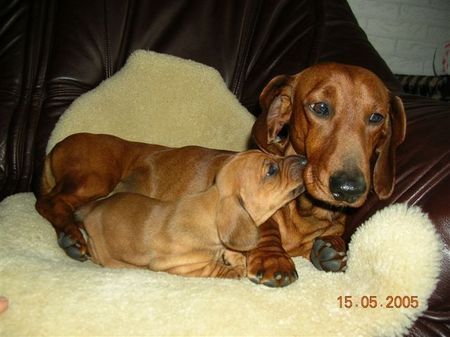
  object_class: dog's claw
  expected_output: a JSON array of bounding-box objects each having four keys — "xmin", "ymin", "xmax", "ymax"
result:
[
  {"xmin": 256, "ymin": 271, "xmax": 264, "ymax": 280},
  {"xmin": 58, "ymin": 232, "xmax": 76, "ymax": 248},
  {"xmin": 249, "ymin": 270, "xmax": 264, "ymax": 284},
  {"xmin": 249, "ymin": 268, "xmax": 297, "ymax": 288},
  {"xmin": 310, "ymin": 236, "xmax": 347, "ymax": 272},
  {"xmin": 57, "ymin": 232, "xmax": 88, "ymax": 262},
  {"xmin": 256, "ymin": 272, "xmax": 293, "ymax": 288},
  {"xmin": 65, "ymin": 246, "xmax": 88, "ymax": 261}
]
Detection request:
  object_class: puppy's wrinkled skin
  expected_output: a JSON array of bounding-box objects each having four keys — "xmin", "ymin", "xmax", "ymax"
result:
[{"xmin": 76, "ymin": 151, "xmax": 305, "ymax": 278}]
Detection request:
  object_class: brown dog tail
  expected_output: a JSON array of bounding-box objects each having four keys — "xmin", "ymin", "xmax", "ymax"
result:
[{"xmin": 39, "ymin": 155, "xmax": 56, "ymax": 196}]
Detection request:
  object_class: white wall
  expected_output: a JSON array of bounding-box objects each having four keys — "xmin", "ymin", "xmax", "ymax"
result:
[{"xmin": 347, "ymin": 0, "xmax": 450, "ymax": 75}]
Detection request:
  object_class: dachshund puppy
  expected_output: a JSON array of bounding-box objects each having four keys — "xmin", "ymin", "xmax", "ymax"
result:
[{"xmin": 75, "ymin": 151, "xmax": 306, "ymax": 278}]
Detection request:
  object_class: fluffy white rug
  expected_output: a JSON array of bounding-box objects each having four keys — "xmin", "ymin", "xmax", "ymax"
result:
[
  {"xmin": 0, "ymin": 51, "xmax": 443, "ymax": 336},
  {"xmin": 46, "ymin": 50, "xmax": 256, "ymax": 153},
  {"xmin": 0, "ymin": 194, "xmax": 442, "ymax": 337}
]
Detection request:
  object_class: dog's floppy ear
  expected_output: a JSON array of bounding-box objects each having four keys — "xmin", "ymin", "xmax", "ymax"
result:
[
  {"xmin": 216, "ymin": 195, "xmax": 260, "ymax": 252},
  {"xmin": 252, "ymin": 75, "xmax": 294, "ymax": 155},
  {"xmin": 373, "ymin": 95, "xmax": 407, "ymax": 199}
]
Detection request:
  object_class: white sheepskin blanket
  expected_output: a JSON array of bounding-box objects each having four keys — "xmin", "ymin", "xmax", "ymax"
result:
[
  {"xmin": 0, "ymin": 195, "xmax": 442, "ymax": 337},
  {"xmin": 46, "ymin": 50, "xmax": 256, "ymax": 152},
  {"xmin": 0, "ymin": 51, "xmax": 443, "ymax": 337}
]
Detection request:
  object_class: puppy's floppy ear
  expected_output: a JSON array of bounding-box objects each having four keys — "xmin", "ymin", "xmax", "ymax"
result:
[
  {"xmin": 373, "ymin": 95, "xmax": 407, "ymax": 199},
  {"xmin": 216, "ymin": 196, "xmax": 259, "ymax": 252},
  {"xmin": 252, "ymin": 75, "xmax": 294, "ymax": 155}
]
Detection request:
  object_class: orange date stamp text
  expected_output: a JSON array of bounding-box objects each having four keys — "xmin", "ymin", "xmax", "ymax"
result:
[{"xmin": 337, "ymin": 295, "xmax": 419, "ymax": 309}]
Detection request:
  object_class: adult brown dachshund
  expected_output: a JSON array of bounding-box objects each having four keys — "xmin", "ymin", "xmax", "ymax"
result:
[
  {"xmin": 35, "ymin": 62, "xmax": 406, "ymax": 287},
  {"xmin": 248, "ymin": 62, "xmax": 406, "ymax": 285},
  {"xmin": 75, "ymin": 151, "xmax": 305, "ymax": 278}
]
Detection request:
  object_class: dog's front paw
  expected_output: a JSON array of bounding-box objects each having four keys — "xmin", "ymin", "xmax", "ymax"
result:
[
  {"xmin": 57, "ymin": 225, "xmax": 89, "ymax": 262},
  {"xmin": 247, "ymin": 248, "xmax": 298, "ymax": 287},
  {"xmin": 310, "ymin": 236, "xmax": 347, "ymax": 272}
]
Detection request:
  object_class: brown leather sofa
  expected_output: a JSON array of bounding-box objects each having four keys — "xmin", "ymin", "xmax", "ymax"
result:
[{"xmin": 1, "ymin": 1, "xmax": 448, "ymax": 336}]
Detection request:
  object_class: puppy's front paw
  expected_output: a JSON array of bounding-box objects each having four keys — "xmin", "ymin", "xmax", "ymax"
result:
[
  {"xmin": 310, "ymin": 236, "xmax": 347, "ymax": 272},
  {"xmin": 247, "ymin": 248, "xmax": 298, "ymax": 287}
]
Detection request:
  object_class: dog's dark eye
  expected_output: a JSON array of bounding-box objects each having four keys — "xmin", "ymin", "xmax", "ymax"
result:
[
  {"xmin": 369, "ymin": 113, "xmax": 384, "ymax": 124},
  {"xmin": 266, "ymin": 163, "xmax": 279, "ymax": 177},
  {"xmin": 309, "ymin": 102, "xmax": 330, "ymax": 117}
]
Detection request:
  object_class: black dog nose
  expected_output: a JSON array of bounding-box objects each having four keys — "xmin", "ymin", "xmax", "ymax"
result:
[{"xmin": 329, "ymin": 171, "xmax": 366, "ymax": 204}]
